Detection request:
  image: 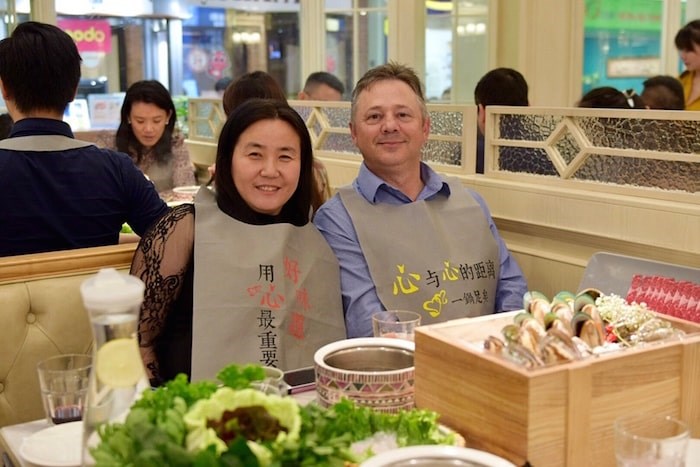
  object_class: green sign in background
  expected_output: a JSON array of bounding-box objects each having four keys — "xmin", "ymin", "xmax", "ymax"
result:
[{"xmin": 585, "ymin": 0, "xmax": 671, "ymax": 31}]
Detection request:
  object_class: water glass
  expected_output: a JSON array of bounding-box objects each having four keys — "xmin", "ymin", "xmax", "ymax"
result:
[
  {"xmin": 250, "ymin": 366, "xmax": 286, "ymax": 396},
  {"xmin": 37, "ymin": 354, "xmax": 92, "ymax": 424},
  {"xmin": 614, "ymin": 413, "xmax": 690, "ymax": 466},
  {"xmin": 372, "ymin": 310, "xmax": 422, "ymax": 341}
]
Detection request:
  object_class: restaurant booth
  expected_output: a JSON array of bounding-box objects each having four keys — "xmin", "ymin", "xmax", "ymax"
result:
[{"xmin": 1, "ymin": 100, "xmax": 699, "ymax": 465}]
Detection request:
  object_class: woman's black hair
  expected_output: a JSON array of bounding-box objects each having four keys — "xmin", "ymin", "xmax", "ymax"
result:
[
  {"xmin": 578, "ymin": 86, "xmax": 644, "ymax": 109},
  {"xmin": 214, "ymin": 98, "xmax": 313, "ymax": 226},
  {"xmin": 115, "ymin": 80, "xmax": 176, "ymax": 165},
  {"xmin": 675, "ymin": 20, "xmax": 700, "ymax": 51}
]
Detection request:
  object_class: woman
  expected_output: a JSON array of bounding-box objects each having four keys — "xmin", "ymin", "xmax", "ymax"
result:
[
  {"xmin": 98, "ymin": 80, "xmax": 195, "ymax": 194},
  {"xmin": 675, "ymin": 20, "xmax": 700, "ymax": 110},
  {"xmin": 217, "ymin": 70, "xmax": 331, "ymax": 213},
  {"xmin": 131, "ymin": 99, "xmax": 347, "ymax": 386}
]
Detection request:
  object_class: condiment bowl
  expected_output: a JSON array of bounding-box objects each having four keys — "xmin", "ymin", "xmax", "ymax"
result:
[{"xmin": 314, "ymin": 337, "xmax": 415, "ymax": 413}]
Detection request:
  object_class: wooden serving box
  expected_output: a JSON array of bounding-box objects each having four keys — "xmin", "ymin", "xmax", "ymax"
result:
[{"xmin": 414, "ymin": 311, "xmax": 700, "ymax": 466}]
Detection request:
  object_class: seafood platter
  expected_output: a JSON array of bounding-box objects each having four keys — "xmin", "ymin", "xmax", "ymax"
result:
[{"xmin": 413, "ymin": 289, "xmax": 700, "ymax": 467}]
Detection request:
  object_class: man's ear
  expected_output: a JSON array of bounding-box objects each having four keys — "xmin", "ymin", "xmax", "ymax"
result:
[
  {"xmin": 477, "ymin": 103, "xmax": 486, "ymax": 133},
  {"xmin": 0, "ymin": 78, "xmax": 10, "ymax": 100},
  {"xmin": 298, "ymin": 91, "xmax": 308, "ymax": 100},
  {"xmin": 349, "ymin": 121, "xmax": 357, "ymax": 144}
]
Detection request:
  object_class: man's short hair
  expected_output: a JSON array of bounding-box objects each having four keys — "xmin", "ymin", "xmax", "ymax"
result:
[
  {"xmin": 0, "ymin": 22, "xmax": 81, "ymax": 115},
  {"xmin": 474, "ymin": 68, "xmax": 529, "ymax": 107},
  {"xmin": 303, "ymin": 71, "xmax": 345, "ymax": 96},
  {"xmin": 642, "ymin": 75, "xmax": 685, "ymax": 110},
  {"xmin": 351, "ymin": 62, "xmax": 426, "ymax": 119}
]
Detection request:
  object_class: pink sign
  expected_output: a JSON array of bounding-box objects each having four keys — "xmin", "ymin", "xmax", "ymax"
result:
[{"xmin": 58, "ymin": 19, "xmax": 111, "ymax": 54}]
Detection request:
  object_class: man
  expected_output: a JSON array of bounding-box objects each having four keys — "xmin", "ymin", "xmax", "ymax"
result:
[
  {"xmin": 0, "ymin": 22, "xmax": 168, "ymax": 257},
  {"xmin": 474, "ymin": 68, "xmax": 556, "ymax": 176},
  {"xmin": 297, "ymin": 71, "xmax": 345, "ymax": 204},
  {"xmin": 473, "ymin": 68, "xmax": 529, "ymax": 174},
  {"xmin": 298, "ymin": 71, "xmax": 345, "ymax": 101},
  {"xmin": 313, "ymin": 62, "xmax": 527, "ymax": 338},
  {"xmin": 641, "ymin": 75, "xmax": 685, "ymax": 110}
]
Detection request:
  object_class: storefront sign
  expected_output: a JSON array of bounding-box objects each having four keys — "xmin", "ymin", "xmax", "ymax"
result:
[{"xmin": 58, "ymin": 19, "xmax": 112, "ymax": 54}]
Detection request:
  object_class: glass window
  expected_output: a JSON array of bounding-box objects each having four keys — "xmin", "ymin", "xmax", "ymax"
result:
[
  {"xmin": 326, "ymin": 0, "xmax": 387, "ymax": 95},
  {"xmin": 428, "ymin": 0, "xmax": 489, "ymax": 103}
]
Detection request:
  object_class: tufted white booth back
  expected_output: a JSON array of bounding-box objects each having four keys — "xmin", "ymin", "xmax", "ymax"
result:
[{"xmin": 0, "ymin": 244, "xmax": 136, "ymax": 427}]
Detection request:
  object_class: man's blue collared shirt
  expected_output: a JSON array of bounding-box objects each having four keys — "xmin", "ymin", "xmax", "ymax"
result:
[{"xmin": 313, "ymin": 162, "xmax": 528, "ymax": 337}]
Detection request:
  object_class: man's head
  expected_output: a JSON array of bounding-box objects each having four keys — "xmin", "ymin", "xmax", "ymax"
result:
[
  {"xmin": 474, "ymin": 68, "xmax": 529, "ymax": 134},
  {"xmin": 0, "ymin": 22, "xmax": 81, "ymax": 118},
  {"xmin": 349, "ymin": 62, "xmax": 430, "ymax": 179},
  {"xmin": 642, "ymin": 75, "xmax": 685, "ymax": 110},
  {"xmin": 298, "ymin": 71, "xmax": 345, "ymax": 101}
]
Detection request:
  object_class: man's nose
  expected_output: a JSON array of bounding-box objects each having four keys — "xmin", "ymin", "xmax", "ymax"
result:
[{"xmin": 381, "ymin": 114, "xmax": 398, "ymax": 132}]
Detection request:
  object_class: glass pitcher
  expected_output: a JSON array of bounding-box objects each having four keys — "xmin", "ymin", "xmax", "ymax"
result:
[{"xmin": 79, "ymin": 268, "xmax": 149, "ymax": 465}]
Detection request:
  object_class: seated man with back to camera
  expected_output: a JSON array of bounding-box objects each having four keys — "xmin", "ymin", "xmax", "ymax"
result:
[
  {"xmin": 313, "ymin": 62, "xmax": 528, "ymax": 338},
  {"xmin": 0, "ymin": 22, "xmax": 168, "ymax": 257}
]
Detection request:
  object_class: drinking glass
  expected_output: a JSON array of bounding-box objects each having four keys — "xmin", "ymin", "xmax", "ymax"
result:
[
  {"xmin": 250, "ymin": 366, "xmax": 286, "ymax": 396},
  {"xmin": 614, "ymin": 413, "xmax": 690, "ymax": 467},
  {"xmin": 372, "ymin": 310, "xmax": 422, "ymax": 341},
  {"xmin": 36, "ymin": 354, "xmax": 92, "ymax": 424}
]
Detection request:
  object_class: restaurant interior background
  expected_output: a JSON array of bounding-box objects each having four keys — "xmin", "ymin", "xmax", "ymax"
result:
[{"xmin": 0, "ymin": 0, "xmax": 699, "ymax": 129}]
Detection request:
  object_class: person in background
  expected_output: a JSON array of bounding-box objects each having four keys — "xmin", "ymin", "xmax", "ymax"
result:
[
  {"xmin": 675, "ymin": 20, "xmax": 700, "ymax": 110},
  {"xmin": 222, "ymin": 71, "xmax": 287, "ymax": 116},
  {"xmin": 298, "ymin": 71, "xmax": 345, "ymax": 101},
  {"xmin": 641, "ymin": 75, "xmax": 685, "ymax": 110},
  {"xmin": 297, "ymin": 71, "xmax": 346, "ymax": 205},
  {"xmin": 96, "ymin": 80, "xmax": 196, "ymax": 197},
  {"xmin": 473, "ymin": 68, "xmax": 530, "ymax": 174},
  {"xmin": 0, "ymin": 112, "xmax": 12, "ymax": 139},
  {"xmin": 132, "ymin": 99, "xmax": 346, "ymax": 385},
  {"xmin": 0, "ymin": 22, "xmax": 168, "ymax": 257},
  {"xmin": 313, "ymin": 62, "xmax": 528, "ymax": 338},
  {"xmin": 214, "ymin": 76, "xmax": 232, "ymax": 97},
  {"xmin": 577, "ymin": 86, "xmax": 645, "ymax": 109}
]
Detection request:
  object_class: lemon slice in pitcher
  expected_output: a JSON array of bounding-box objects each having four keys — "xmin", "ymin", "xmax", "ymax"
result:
[{"xmin": 95, "ymin": 338, "xmax": 144, "ymax": 387}]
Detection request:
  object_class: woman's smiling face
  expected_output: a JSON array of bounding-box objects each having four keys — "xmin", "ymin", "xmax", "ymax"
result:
[{"xmin": 231, "ymin": 118, "xmax": 301, "ymax": 216}]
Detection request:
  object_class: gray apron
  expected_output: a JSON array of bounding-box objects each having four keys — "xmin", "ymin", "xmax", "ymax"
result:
[
  {"xmin": 191, "ymin": 187, "xmax": 346, "ymax": 380},
  {"xmin": 0, "ymin": 135, "xmax": 93, "ymax": 151},
  {"xmin": 338, "ymin": 178, "xmax": 499, "ymax": 323}
]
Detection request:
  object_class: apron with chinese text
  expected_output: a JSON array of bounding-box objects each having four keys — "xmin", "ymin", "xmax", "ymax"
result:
[
  {"xmin": 191, "ymin": 187, "xmax": 346, "ymax": 380},
  {"xmin": 338, "ymin": 179, "xmax": 499, "ymax": 324}
]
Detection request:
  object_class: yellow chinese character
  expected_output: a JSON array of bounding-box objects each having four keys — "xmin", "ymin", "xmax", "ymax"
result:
[{"xmin": 392, "ymin": 264, "xmax": 421, "ymax": 295}]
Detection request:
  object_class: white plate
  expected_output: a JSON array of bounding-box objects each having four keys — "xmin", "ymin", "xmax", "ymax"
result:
[
  {"xmin": 172, "ymin": 185, "xmax": 201, "ymax": 195},
  {"xmin": 360, "ymin": 445, "xmax": 516, "ymax": 467},
  {"xmin": 20, "ymin": 421, "xmax": 82, "ymax": 467}
]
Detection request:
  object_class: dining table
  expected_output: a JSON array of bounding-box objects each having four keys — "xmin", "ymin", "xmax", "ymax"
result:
[
  {"xmin": 2, "ymin": 389, "xmax": 700, "ymax": 466},
  {"xmin": 0, "ymin": 389, "xmax": 315, "ymax": 467}
]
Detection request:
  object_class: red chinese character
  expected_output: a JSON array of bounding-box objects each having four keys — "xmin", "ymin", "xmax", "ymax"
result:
[{"xmin": 288, "ymin": 311, "xmax": 305, "ymax": 339}]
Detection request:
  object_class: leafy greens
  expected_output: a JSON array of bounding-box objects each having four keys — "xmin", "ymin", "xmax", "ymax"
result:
[{"xmin": 90, "ymin": 364, "xmax": 455, "ymax": 466}]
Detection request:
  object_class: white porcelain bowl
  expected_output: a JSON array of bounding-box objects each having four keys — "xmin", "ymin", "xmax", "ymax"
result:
[
  {"xmin": 313, "ymin": 337, "xmax": 415, "ymax": 413},
  {"xmin": 360, "ymin": 445, "xmax": 516, "ymax": 467}
]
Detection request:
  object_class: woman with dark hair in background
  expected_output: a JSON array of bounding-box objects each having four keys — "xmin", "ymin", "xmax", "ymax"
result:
[
  {"xmin": 675, "ymin": 20, "xmax": 700, "ymax": 110},
  {"xmin": 132, "ymin": 98, "xmax": 346, "ymax": 386},
  {"xmin": 97, "ymin": 80, "xmax": 195, "ymax": 195},
  {"xmin": 222, "ymin": 70, "xmax": 287, "ymax": 116}
]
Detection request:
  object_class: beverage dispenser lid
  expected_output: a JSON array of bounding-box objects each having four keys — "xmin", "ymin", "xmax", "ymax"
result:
[{"xmin": 80, "ymin": 267, "xmax": 145, "ymax": 310}]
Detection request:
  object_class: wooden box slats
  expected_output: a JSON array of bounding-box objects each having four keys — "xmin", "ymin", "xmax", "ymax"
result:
[{"xmin": 414, "ymin": 312, "xmax": 700, "ymax": 467}]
